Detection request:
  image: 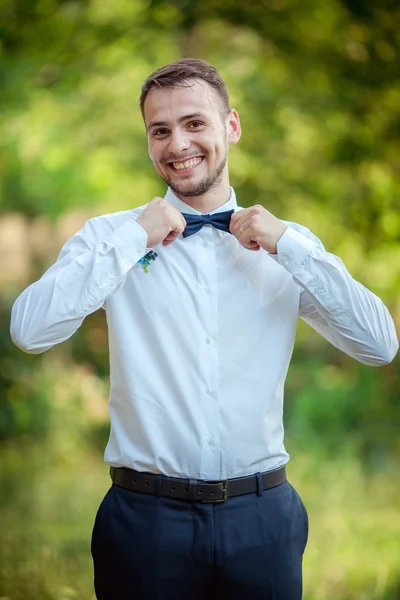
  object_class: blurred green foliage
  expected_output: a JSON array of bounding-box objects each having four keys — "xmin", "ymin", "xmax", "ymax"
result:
[{"xmin": 1, "ymin": 0, "xmax": 399, "ymax": 598}]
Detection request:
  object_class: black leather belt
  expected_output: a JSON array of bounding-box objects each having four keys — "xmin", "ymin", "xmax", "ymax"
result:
[{"xmin": 110, "ymin": 465, "xmax": 287, "ymax": 503}]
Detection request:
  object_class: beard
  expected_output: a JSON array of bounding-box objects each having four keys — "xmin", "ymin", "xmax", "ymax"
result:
[{"xmin": 161, "ymin": 150, "xmax": 228, "ymax": 198}]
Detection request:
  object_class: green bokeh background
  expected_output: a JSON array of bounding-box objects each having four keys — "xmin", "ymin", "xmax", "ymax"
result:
[{"xmin": 1, "ymin": 0, "xmax": 399, "ymax": 598}]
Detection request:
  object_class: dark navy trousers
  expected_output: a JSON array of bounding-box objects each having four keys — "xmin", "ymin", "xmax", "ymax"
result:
[{"xmin": 91, "ymin": 479, "xmax": 308, "ymax": 599}]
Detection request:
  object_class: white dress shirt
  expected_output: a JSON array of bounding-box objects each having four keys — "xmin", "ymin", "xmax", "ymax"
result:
[{"xmin": 10, "ymin": 188, "xmax": 398, "ymax": 479}]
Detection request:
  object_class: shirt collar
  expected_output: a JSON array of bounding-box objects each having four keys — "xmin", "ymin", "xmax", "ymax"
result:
[{"xmin": 164, "ymin": 187, "xmax": 238, "ymax": 215}]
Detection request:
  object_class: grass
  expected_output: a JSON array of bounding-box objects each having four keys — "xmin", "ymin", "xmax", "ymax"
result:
[
  {"xmin": 290, "ymin": 453, "xmax": 400, "ymax": 600},
  {"xmin": 1, "ymin": 439, "xmax": 399, "ymax": 600}
]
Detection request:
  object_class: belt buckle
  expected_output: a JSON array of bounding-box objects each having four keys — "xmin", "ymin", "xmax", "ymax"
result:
[{"xmin": 201, "ymin": 480, "xmax": 228, "ymax": 503}]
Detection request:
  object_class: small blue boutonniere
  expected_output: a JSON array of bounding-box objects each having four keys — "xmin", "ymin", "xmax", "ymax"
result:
[{"xmin": 138, "ymin": 250, "xmax": 158, "ymax": 273}]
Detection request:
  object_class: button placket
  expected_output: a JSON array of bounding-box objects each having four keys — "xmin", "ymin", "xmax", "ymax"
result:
[{"xmin": 196, "ymin": 229, "xmax": 220, "ymax": 473}]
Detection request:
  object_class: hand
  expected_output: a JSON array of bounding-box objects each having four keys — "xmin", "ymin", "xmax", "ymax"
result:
[
  {"xmin": 136, "ymin": 197, "xmax": 187, "ymax": 247},
  {"xmin": 229, "ymin": 205, "xmax": 287, "ymax": 254}
]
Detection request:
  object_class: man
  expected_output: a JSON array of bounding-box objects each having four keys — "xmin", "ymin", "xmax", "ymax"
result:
[{"xmin": 10, "ymin": 58, "xmax": 398, "ymax": 599}]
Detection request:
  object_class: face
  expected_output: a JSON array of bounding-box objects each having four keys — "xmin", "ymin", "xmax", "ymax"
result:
[{"xmin": 144, "ymin": 80, "xmax": 240, "ymax": 199}]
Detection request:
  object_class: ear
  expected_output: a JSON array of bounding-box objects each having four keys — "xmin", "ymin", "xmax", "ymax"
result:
[{"xmin": 227, "ymin": 109, "xmax": 241, "ymax": 145}]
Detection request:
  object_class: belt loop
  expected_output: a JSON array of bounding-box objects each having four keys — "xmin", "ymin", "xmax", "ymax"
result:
[
  {"xmin": 188, "ymin": 478, "xmax": 197, "ymax": 501},
  {"xmin": 256, "ymin": 472, "xmax": 263, "ymax": 496},
  {"xmin": 155, "ymin": 474, "xmax": 162, "ymax": 498}
]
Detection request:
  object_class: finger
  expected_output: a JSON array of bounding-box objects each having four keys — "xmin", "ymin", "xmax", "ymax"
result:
[
  {"xmin": 174, "ymin": 220, "xmax": 186, "ymax": 236},
  {"xmin": 170, "ymin": 207, "xmax": 186, "ymax": 230},
  {"xmin": 170, "ymin": 214, "xmax": 186, "ymax": 236},
  {"xmin": 241, "ymin": 246, "xmax": 261, "ymax": 252},
  {"xmin": 230, "ymin": 209, "xmax": 246, "ymax": 222},
  {"xmin": 235, "ymin": 219, "xmax": 262, "ymax": 251},
  {"xmin": 230, "ymin": 217, "xmax": 246, "ymax": 236},
  {"xmin": 229, "ymin": 210, "xmax": 247, "ymax": 232},
  {"xmin": 246, "ymin": 242, "xmax": 261, "ymax": 251},
  {"xmin": 162, "ymin": 230, "xmax": 180, "ymax": 246},
  {"xmin": 240, "ymin": 240, "xmax": 260, "ymax": 251},
  {"xmin": 231, "ymin": 213, "xmax": 254, "ymax": 237},
  {"xmin": 233, "ymin": 217, "xmax": 252, "ymax": 240},
  {"xmin": 162, "ymin": 221, "xmax": 184, "ymax": 246}
]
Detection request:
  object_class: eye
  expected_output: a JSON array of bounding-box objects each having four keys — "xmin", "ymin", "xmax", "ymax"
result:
[
  {"xmin": 188, "ymin": 121, "xmax": 204, "ymax": 129},
  {"xmin": 153, "ymin": 128, "xmax": 169, "ymax": 137}
]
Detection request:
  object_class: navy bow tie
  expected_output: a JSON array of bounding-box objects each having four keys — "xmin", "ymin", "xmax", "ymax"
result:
[{"xmin": 181, "ymin": 210, "xmax": 234, "ymax": 238}]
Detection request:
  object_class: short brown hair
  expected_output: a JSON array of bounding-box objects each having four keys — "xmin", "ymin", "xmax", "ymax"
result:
[{"xmin": 139, "ymin": 58, "xmax": 230, "ymax": 119}]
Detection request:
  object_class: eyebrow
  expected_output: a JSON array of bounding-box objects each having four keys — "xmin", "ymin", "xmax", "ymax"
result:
[{"xmin": 146, "ymin": 113, "xmax": 206, "ymax": 131}]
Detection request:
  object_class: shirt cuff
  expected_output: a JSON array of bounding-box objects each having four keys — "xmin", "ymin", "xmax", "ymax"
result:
[
  {"xmin": 107, "ymin": 218, "xmax": 149, "ymax": 265},
  {"xmin": 270, "ymin": 226, "xmax": 317, "ymax": 273}
]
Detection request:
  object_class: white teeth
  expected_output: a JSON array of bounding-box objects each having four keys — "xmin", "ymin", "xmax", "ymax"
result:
[{"xmin": 172, "ymin": 157, "xmax": 202, "ymax": 171}]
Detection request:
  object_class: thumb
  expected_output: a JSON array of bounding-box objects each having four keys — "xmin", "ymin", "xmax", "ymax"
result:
[{"xmin": 162, "ymin": 230, "xmax": 181, "ymax": 246}]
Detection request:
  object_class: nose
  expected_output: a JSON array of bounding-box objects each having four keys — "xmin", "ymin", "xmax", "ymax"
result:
[{"xmin": 168, "ymin": 129, "xmax": 191, "ymax": 156}]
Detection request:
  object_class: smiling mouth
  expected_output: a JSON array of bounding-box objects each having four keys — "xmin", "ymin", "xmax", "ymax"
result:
[{"xmin": 169, "ymin": 157, "xmax": 204, "ymax": 172}]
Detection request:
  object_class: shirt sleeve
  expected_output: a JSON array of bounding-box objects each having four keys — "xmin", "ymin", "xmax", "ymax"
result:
[
  {"xmin": 10, "ymin": 215, "xmax": 148, "ymax": 354},
  {"xmin": 271, "ymin": 225, "xmax": 399, "ymax": 366}
]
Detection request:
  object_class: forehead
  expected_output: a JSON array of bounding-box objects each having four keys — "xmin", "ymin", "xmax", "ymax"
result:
[{"xmin": 144, "ymin": 80, "xmax": 221, "ymax": 126}]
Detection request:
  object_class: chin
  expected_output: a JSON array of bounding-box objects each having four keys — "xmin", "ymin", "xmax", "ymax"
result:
[
  {"xmin": 171, "ymin": 182, "xmax": 210, "ymax": 198},
  {"xmin": 165, "ymin": 176, "xmax": 204, "ymax": 197},
  {"xmin": 162, "ymin": 163, "xmax": 224, "ymax": 197}
]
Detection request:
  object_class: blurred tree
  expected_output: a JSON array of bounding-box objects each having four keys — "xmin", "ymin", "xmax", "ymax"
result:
[
  {"xmin": 0, "ymin": 0, "xmax": 399, "ymax": 455},
  {"xmin": 1, "ymin": 4, "xmax": 399, "ymax": 598}
]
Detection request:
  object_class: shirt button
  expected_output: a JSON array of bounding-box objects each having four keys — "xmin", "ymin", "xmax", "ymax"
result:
[
  {"xmin": 207, "ymin": 438, "xmax": 215, "ymax": 446},
  {"xmin": 204, "ymin": 287, "xmax": 211, "ymax": 295},
  {"xmin": 205, "ymin": 337, "xmax": 212, "ymax": 345},
  {"xmin": 281, "ymin": 255, "xmax": 288, "ymax": 264},
  {"xmin": 202, "ymin": 241, "xmax": 208, "ymax": 248},
  {"xmin": 205, "ymin": 387, "xmax": 213, "ymax": 396}
]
